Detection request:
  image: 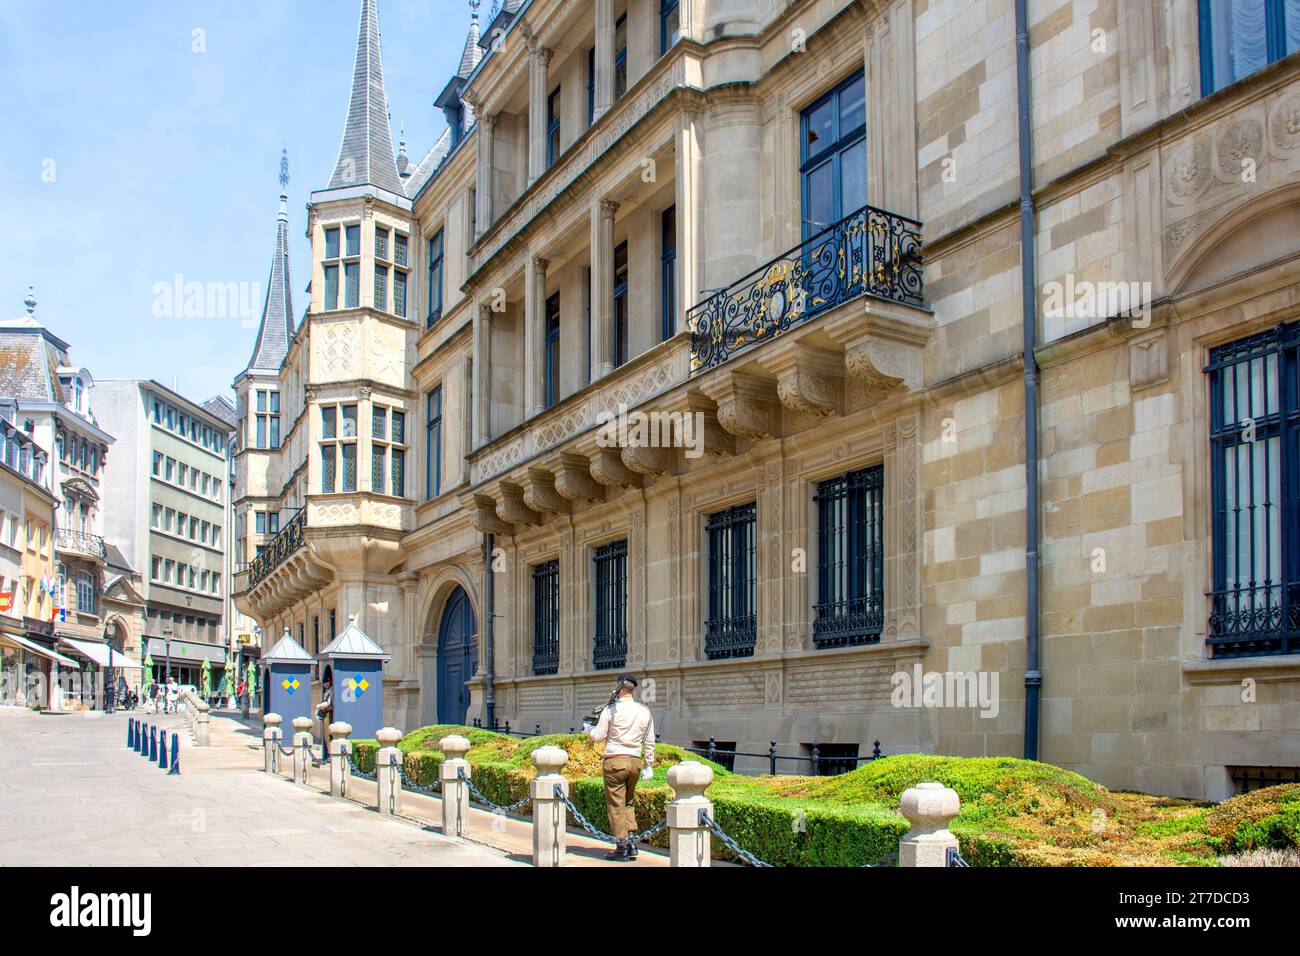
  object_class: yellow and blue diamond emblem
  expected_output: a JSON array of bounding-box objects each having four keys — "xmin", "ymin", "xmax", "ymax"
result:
[
  {"xmin": 281, "ymin": 677, "xmax": 300, "ymax": 694},
  {"xmin": 345, "ymin": 675, "xmax": 369, "ymax": 697}
]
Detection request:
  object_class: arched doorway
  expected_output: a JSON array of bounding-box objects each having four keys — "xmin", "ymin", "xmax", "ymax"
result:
[{"xmin": 436, "ymin": 587, "xmax": 477, "ymax": 725}]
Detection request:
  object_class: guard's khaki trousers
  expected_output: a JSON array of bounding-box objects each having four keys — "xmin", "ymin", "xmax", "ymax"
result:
[{"xmin": 602, "ymin": 755, "xmax": 644, "ymax": 839}]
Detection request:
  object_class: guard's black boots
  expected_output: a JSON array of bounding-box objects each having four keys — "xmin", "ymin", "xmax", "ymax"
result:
[
  {"xmin": 604, "ymin": 840, "xmax": 631, "ymax": 862},
  {"xmin": 626, "ymin": 842, "xmax": 639, "ymax": 860}
]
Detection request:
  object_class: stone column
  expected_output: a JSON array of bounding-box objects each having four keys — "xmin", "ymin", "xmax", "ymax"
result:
[
  {"xmin": 529, "ymin": 745, "xmax": 570, "ymax": 867},
  {"xmin": 475, "ymin": 112, "xmax": 496, "ymax": 239},
  {"xmin": 667, "ymin": 762, "xmax": 713, "ymax": 867},
  {"xmin": 328, "ymin": 721, "xmax": 353, "ymax": 798},
  {"xmin": 898, "ymin": 782, "xmax": 960, "ymax": 867},
  {"xmin": 527, "ymin": 44, "xmax": 553, "ymax": 185},
  {"xmin": 375, "ymin": 726, "xmax": 404, "ymax": 816},
  {"xmin": 589, "ymin": 199, "xmax": 619, "ymax": 380},
  {"xmin": 262, "ymin": 713, "xmax": 282, "ymax": 774},
  {"xmin": 524, "ymin": 255, "xmax": 550, "ymax": 416},
  {"xmin": 472, "ymin": 301, "xmax": 494, "ymax": 447},
  {"xmin": 291, "ymin": 716, "xmax": 313, "ymax": 785},
  {"xmin": 593, "ymin": 0, "xmax": 615, "ymax": 121},
  {"xmin": 439, "ymin": 734, "xmax": 472, "ymax": 837}
]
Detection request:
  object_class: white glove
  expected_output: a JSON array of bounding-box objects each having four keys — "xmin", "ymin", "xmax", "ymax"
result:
[
  {"xmin": 641, "ymin": 765, "xmax": 653, "ymax": 781},
  {"xmin": 582, "ymin": 721, "xmax": 595, "ymax": 734}
]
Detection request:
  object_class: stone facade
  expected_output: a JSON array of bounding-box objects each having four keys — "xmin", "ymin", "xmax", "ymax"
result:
[{"xmin": 233, "ymin": 0, "xmax": 1300, "ymax": 799}]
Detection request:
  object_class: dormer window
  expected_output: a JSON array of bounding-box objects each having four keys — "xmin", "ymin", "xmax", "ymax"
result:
[{"xmin": 74, "ymin": 377, "xmax": 83, "ymax": 412}]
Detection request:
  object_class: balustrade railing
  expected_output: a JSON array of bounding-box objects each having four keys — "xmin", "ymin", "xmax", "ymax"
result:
[
  {"xmin": 247, "ymin": 509, "xmax": 306, "ymax": 588},
  {"xmin": 55, "ymin": 528, "xmax": 106, "ymax": 560},
  {"xmin": 688, "ymin": 204, "xmax": 923, "ymax": 372}
]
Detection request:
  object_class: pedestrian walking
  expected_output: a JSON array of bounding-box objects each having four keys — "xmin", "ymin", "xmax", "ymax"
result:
[
  {"xmin": 147, "ymin": 680, "xmax": 159, "ymax": 714},
  {"xmin": 165, "ymin": 678, "xmax": 179, "ymax": 715},
  {"xmin": 583, "ymin": 673, "xmax": 655, "ymax": 862}
]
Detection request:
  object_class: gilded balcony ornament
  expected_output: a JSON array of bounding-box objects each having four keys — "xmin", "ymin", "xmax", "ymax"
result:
[{"xmin": 689, "ymin": 204, "xmax": 922, "ymax": 373}]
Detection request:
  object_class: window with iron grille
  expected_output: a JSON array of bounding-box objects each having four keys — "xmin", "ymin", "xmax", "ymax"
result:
[
  {"xmin": 593, "ymin": 539, "xmax": 628, "ymax": 670},
  {"xmin": 532, "ymin": 560, "xmax": 559, "ymax": 675},
  {"xmin": 807, "ymin": 742, "xmax": 859, "ymax": 777},
  {"xmin": 814, "ymin": 465, "xmax": 884, "ymax": 648},
  {"xmin": 1228, "ymin": 764, "xmax": 1300, "ymax": 794},
  {"xmin": 705, "ymin": 502, "xmax": 757, "ymax": 659},
  {"xmin": 692, "ymin": 740, "xmax": 737, "ymax": 772},
  {"xmin": 1207, "ymin": 324, "xmax": 1300, "ymax": 658}
]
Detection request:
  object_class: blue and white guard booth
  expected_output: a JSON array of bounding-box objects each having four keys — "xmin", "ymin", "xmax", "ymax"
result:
[
  {"xmin": 260, "ymin": 629, "xmax": 313, "ymax": 727},
  {"xmin": 317, "ymin": 615, "xmax": 390, "ymax": 739}
]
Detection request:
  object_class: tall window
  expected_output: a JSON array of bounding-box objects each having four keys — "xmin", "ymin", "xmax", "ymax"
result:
[
  {"xmin": 344, "ymin": 224, "xmax": 361, "ymax": 308},
  {"xmin": 545, "ymin": 293, "xmax": 561, "ymax": 408},
  {"xmin": 546, "ymin": 86, "xmax": 562, "ymax": 167},
  {"xmin": 814, "ymin": 465, "xmax": 884, "ymax": 648},
  {"xmin": 374, "ymin": 227, "xmax": 409, "ymax": 316},
  {"xmin": 661, "ymin": 206, "xmax": 677, "ymax": 342},
  {"xmin": 660, "ymin": 0, "xmax": 681, "ymax": 55},
  {"xmin": 427, "ymin": 228, "xmax": 444, "ymax": 327},
  {"xmin": 593, "ymin": 539, "xmax": 628, "ymax": 670},
  {"xmin": 255, "ymin": 389, "xmax": 280, "ymax": 449},
  {"xmin": 426, "ymin": 387, "xmax": 443, "ymax": 499},
  {"xmin": 587, "ymin": 47, "xmax": 596, "ymax": 126},
  {"xmin": 613, "ymin": 241, "xmax": 629, "ymax": 368},
  {"xmin": 75, "ymin": 570, "xmax": 94, "ymax": 614},
  {"xmin": 532, "ymin": 559, "xmax": 560, "ymax": 675},
  {"xmin": 705, "ymin": 503, "xmax": 757, "ymax": 659},
  {"xmin": 320, "ymin": 404, "xmax": 358, "ymax": 493},
  {"xmin": 800, "ymin": 72, "xmax": 867, "ymax": 239},
  {"xmin": 1207, "ymin": 324, "xmax": 1300, "ymax": 657},
  {"xmin": 614, "ymin": 15, "xmax": 628, "ymax": 100},
  {"xmin": 372, "ymin": 405, "xmax": 407, "ymax": 497},
  {"xmin": 1200, "ymin": 0, "xmax": 1300, "ymax": 95},
  {"xmin": 324, "ymin": 227, "xmax": 340, "ymax": 310}
]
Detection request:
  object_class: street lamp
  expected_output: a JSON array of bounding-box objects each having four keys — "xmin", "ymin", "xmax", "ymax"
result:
[
  {"xmin": 162, "ymin": 624, "xmax": 173, "ymax": 684},
  {"xmin": 105, "ymin": 626, "xmax": 115, "ymax": 715}
]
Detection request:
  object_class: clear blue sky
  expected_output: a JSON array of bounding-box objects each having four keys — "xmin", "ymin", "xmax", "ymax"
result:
[{"xmin": 0, "ymin": 0, "xmax": 469, "ymax": 405}]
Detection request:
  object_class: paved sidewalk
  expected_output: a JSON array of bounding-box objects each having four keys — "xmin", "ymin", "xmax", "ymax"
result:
[{"xmin": 0, "ymin": 709, "xmax": 519, "ymax": 867}]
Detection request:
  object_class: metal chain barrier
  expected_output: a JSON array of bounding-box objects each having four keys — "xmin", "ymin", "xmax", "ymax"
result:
[
  {"xmin": 699, "ymin": 809, "xmax": 773, "ymax": 867},
  {"xmin": 390, "ymin": 753, "xmax": 441, "ymax": 795},
  {"xmin": 307, "ymin": 742, "xmax": 328, "ymax": 768},
  {"xmin": 946, "ymin": 846, "xmax": 970, "ymax": 867},
  {"xmin": 552, "ymin": 785, "xmax": 666, "ymax": 845},
  {"xmin": 458, "ymin": 768, "xmax": 532, "ymax": 813},
  {"xmin": 348, "ymin": 752, "xmax": 377, "ymax": 781}
]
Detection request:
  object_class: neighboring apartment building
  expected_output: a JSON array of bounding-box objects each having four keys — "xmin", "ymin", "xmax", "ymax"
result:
[
  {"xmin": 203, "ymin": 393, "xmax": 258, "ymax": 668},
  {"xmin": 234, "ymin": 0, "xmax": 1300, "ymax": 800},
  {"xmin": 0, "ymin": 291, "xmax": 140, "ymax": 706},
  {"xmin": 97, "ymin": 380, "xmax": 232, "ymax": 686}
]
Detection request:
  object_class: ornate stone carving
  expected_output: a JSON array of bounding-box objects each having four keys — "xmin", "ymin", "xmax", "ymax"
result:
[
  {"xmin": 588, "ymin": 446, "xmax": 640, "ymax": 489},
  {"xmin": 521, "ymin": 469, "xmax": 569, "ymax": 516},
  {"xmin": 496, "ymin": 483, "xmax": 541, "ymax": 527},
  {"xmin": 1216, "ymin": 118, "xmax": 1264, "ymax": 179},
  {"xmin": 701, "ymin": 372, "xmax": 778, "ymax": 441},
  {"xmin": 552, "ymin": 454, "xmax": 604, "ymax": 503},
  {"xmin": 621, "ymin": 443, "xmax": 672, "ymax": 478},
  {"xmin": 1164, "ymin": 141, "xmax": 1211, "ymax": 202},
  {"xmin": 762, "ymin": 343, "xmax": 842, "ymax": 417},
  {"xmin": 1270, "ymin": 93, "xmax": 1300, "ymax": 152},
  {"xmin": 466, "ymin": 494, "xmax": 510, "ymax": 535}
]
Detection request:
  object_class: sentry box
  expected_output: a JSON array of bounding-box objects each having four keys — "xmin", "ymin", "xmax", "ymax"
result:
[
  {"xmin": 317, "ymin": 615, "xmax": 390, "ymax": 740},
  {"xmin": 261, "ymin": 629, "xmax": 313, "ymax": 727}
]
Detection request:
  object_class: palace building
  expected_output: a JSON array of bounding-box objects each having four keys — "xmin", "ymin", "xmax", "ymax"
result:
[{"xmin": 234, "ymin": 0, "xmax": 1300, "ymax": 800}]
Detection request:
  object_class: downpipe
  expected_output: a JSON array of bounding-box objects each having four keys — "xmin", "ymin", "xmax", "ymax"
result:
[{"xmin": 1015, "ymin": 0, "xmax": 1043, "ymax": 760}]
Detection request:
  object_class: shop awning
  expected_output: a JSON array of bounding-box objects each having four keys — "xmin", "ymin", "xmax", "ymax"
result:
[
  {"xmin": 0, "ymin": 633, "xmax": 81, "ymax": 668},
  {"xmin": 60, "ymin": 638, "xmax": 142, "ymax": 670}
]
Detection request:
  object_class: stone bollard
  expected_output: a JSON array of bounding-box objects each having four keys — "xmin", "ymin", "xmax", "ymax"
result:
[
  {"xmin": 328, "ymin": 722, "xmax": 353, "ymax": 798},
  {"xmin": 194, "ymin": 700, "xmax": 210, "ymax": 747},
  {"xmin": 898, "ymin": 782, "xmax": 961, "ymax": 867},
  {"xmin": 375, "ymin": 727, "xmax": 404, "ymax": 816},
  {"xmin": 529, "ymin": 745, "xmax": 570, "ymax": 867},
  {"xmin": 262, "ymin": 713, "xmax": 283, "ymax": 774},
  {"xmin": 439, "ymin": 734, "xmax": 472, "ymax": 837},
  {"xmin": 291, "ymin": 716, "xmax": 314, "ymax": 785},
  {"xmin": 667, "ymin": 762, "xmax": 714, "ymax": 867}
]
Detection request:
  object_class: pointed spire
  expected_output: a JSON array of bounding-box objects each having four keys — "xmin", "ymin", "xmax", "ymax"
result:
[
  {"xmin": 244, "ymin": 152, "xmax": 295, "ymax": 375},
  {"xmin": 397, "ymin": 123, "xmax": 410, "ymax": 177},
  {"xmin": 459, "ymin": 1, "xmax": 483, "ymax": 78},
  {"xmin": 23, "ymin": 286, "xmax": 36, "ymax": 315},
  {"xmin": 327, "ymin": 0, "xmax": 404, "ymax": 196}
]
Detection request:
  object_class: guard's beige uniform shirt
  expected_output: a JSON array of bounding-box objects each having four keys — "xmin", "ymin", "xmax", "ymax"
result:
[{"xmin": 588, "ymin": 698, "xmax": 656, "ymax": 764}]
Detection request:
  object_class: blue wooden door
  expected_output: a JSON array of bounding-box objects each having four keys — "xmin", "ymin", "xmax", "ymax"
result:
[{"xmin": 436, "ymin": 588, "xmax": 477, "ymax": 725}]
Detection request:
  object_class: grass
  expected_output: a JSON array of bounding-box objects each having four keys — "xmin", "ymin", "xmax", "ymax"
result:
[{"xmin": 348, "ymin": 725, "xmax": 1297, "ymax": 866}]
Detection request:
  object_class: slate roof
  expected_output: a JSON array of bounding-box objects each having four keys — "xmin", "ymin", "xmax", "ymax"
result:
[
  {"xmin": 0, "ymin": 305, "xmax": 71, "ymax": 405},
  {"xmin": 243, "ymin": 190, "xmax": 295, "ymax": 376},
  {"xmin": 327, "ymin": 0, "xmax": 405, "ymax": 196},
  {"xmin": 104, "ymin": 543, "xmax": 134, "ymax": 573},
  {"xmin": 201, "ymin": 394, "xmax": 238, "ymax": 428},
  {"xmin": 458, "ymin": 10, "xmax": 483, "ymax": 78},
  {"xmin": 405, "ymin": 127, "xmax": 453, "ymax": 197},
  {"xmin": 319, "ymin": 616, "xmax": 390, "ymax": 661}
]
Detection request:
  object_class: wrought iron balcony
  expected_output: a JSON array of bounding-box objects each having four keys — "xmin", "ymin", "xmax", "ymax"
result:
[
  {"xmin": 247, "ymin": 508, "xmax": 305, "ymax": 589},
  {"xmin": 688, "ymin": 204, "xmax": 923, "ymax": 373},
  {"xmin": 55, "ymin": 528, "xmax": 106, "ymax": 561}
]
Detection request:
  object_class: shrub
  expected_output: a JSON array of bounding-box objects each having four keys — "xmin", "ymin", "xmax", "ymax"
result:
[{"xmin": 1206, "ymin": 784, "xmax": 1300, "ymax": 852}]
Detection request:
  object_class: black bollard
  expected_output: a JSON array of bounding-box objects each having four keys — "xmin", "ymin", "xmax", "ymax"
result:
[
  {"xmin": 158, "ymin": 730, "xmax": 168, "ymax": 768},
  {"xmin": 149, "ymin": 726, "xmax": 158, "ymax": 762},
  {"xmin": 169, "ymin": 734, "xmax": 180, "ymax": 775},
  {"xmin": 126, "ymin": 720, "xmax": 132, "ymax": 748}
]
